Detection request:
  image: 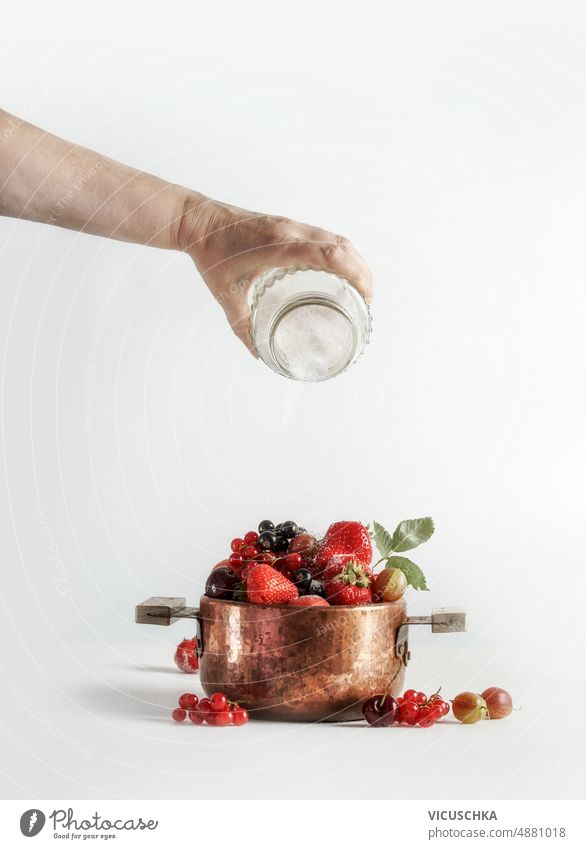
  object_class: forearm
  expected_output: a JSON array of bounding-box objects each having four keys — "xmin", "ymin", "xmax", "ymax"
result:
[
  {"xmin": 0, "ymin": 109, "xmax": 199, "ymax": 250},
  {"xmin": 0, "ymin": 109, "xmax": 372, "ymax": 357}
]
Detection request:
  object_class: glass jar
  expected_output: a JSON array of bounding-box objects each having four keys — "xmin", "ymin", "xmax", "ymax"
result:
[{"xmin": 249, "ymin": 267, "xmax": 372, "ymax": 382}]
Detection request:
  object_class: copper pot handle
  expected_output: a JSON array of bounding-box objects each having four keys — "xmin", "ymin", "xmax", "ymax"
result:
[
  {"xmin": 135, "ymin": 598, "xmax": 466, "ymax": 666},
  {"xmin": 396, "ymin": 608, "xmax": 466, "ymax": 667},
  {"xmin": 135, "ymin": 597, "xmax": 203, "ymax": 657}
]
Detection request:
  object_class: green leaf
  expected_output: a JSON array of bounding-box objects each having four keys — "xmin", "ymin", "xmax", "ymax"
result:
[
  {"xmin": 372, "ymin": 520, "xmax": 394, "ymax": 558},
  {"xmin": 390, "ymin": 517, "xmax": 434, "ymax": 552},
  {"xmin": 386, "ymin": 555, "xmax": 429, "ymax": 591}
]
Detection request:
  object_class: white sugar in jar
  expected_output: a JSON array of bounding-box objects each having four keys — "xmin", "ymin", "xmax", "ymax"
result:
[{"xmin": 249, "ymin": 268, "xmax": 372, "ymax": 382}]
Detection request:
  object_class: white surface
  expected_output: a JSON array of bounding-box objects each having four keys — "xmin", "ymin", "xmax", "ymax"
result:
[{"xmin": 1, "ymin": 0, "xmax": 585, "ymax": 800}]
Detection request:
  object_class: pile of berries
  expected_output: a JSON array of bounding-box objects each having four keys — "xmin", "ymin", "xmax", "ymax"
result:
[
  {"xmin": 203, "ymin": 516, "xmax": 434, "ymax": 608},
  {"xmin": 205, "ymin": 519, "xmax": 328, "ymax": 605},
  {"xmin": 171, "ymin": 692, "xmax": 249, "ymax": 727},
  {"xmin": 362, "ymin": 688, "xmax": 450, "ymax": 727},
  {"xmin": 205, "ymin": 519, "xmax": 382, "ymax": 607}
]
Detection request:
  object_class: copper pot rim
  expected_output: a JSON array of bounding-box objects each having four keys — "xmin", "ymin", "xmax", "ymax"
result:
[{"xmin": 200, "ymin": 596, "xmax": 406, "ymax": 614}]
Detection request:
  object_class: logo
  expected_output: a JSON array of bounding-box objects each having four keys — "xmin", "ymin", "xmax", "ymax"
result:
[{"xmin": 19, "ymin": 809, "xmax": 46, "ymax": 837}]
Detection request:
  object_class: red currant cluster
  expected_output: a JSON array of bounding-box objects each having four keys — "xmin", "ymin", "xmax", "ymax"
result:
[
  {"xmin": 171, "ymin": 692, "xmax": 249, "ymax": 727},
  {"xmin": 397, "ymin": 689, "xmax": 450, "ymax": 727},
  {"xmin": 362, "ymin": 688, "xmax": 450, "ymax": 727},
  {"xmin": 228, "ymin": 530, "xmax": 302, "ymax": 579}
]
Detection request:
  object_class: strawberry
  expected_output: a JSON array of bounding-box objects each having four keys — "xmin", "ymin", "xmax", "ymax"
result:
[
  {"xmin": 174, "ymin": 637, "xmax": 199, "ymax": 673},
  {"xmin": 327, "ymin": 584, "xmax": 372, "ymax": 605},
  {"xmin": 246, "ymin": 564, "xmax": 299, "ymax": 605},
  {"xmin": 314, "ymin": 521, "xmax": 372, "ymax": 575},
  {"xmin": 288, "ymin": 595, "xmax": 330, "ymax": 607},
  {"xmin": 322, "ymin": 557, "xmax": 374, "ymax": 585},
  {"xmin": 325, "ymin": 560, "xmax": 373, "ymax": 606}
]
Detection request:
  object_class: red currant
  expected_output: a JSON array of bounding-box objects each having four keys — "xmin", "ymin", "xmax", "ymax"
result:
[
  {"xmin": 172, "ymin": 708, "xmax": 187, "ymax": 722},
  {"xmin": 242, "ymin": 545, "xmax": 259, "ymax": 560},
  {"xmin": 415, "ymin": 691, "xmax": 427, "ymax": 705},
  {"xmin": 210, "ymin": 692, "xmax": 228, "ymax": 712},
  {"xmin": 229, "ymin": 552, "xmax": 244, "ymax": 566},
  {"xmin": 427, "ymin": 705, "xmax": 444, "ymax": 723},
  {"xmin": 232, "ymin": 707, "xmax": 249, "ymax": 726},
  {"xmin": 285, "ymin": 552, "xmax": 302, "ymax": 570},
  {"xmin": 231, "ymin": 538, "xmax": 244, "ymax": 553},
  {"xmin": 198, "ymin": 697, "xmax": 212, "ymax": 717},
  {"xmin": 189, "ymin": 710, "xmax": 205, "ymax": 725},
  {"xmin": 256, "ymin": 552, "xmax": 275, "ymax": 565},
  {"xmin": 215, "ymin": 710, "xmax": 232, "ymax": 727},
  {"xmin": 429, "ymin": 698, "xmax": 449, "ymax": 717},
  {"xmin": 205, "ymin": 712, "xmax": 217, "ymax": 725},
  {"xmin": 178, "ymin": 693, "xmax": 198, "ymax": 711},
  {"xmin": 398, "ymin": 701, "xmax": 420, "ymax": 725},
  {"xmin": 403, "ymin": 689, "xmax": 417, "ymax": 701},
  {"xmin": 417, "ymin": 706, "xmax": 437, "ymax": 727},
  {"xmin": 244, "ymin": 531, "xmax": 259, "ymax": 545}
]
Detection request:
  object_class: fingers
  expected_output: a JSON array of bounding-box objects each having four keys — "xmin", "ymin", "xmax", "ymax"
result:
[
  {"xmin": 267, "ymin": 229, "xmax": 374, "ymax": 302},
  {"xmin": 223, "ymin": 292, "xmax": 259, "ymax": 359}
]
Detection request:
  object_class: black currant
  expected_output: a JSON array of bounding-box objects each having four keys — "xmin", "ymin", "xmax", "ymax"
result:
[
  {"xmin": 308, "ymin": 579, "xmax": 325, "ymax": 598},
  {"xmin": 292, "ymin": 568, "xmax": 312, "ymax": 594},
  {"xmin": 273, "ymin": 535, "xmax": 288, "ymax": 553},
  {"xmin": 258, "ymin": 519, "xmax": 274, "ymax": 533},
  {"xmin": 280, "ymin": 521, "xmax": 298, "ymax": 539},
  {"xmin": 258, "ymin": 530, "xmax": 277, "ymax": 551}
]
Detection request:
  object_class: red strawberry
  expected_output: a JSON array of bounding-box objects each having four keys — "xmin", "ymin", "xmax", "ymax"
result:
[
  {"xmin": 325, "ymin": 560, "xmax": 373, "ymax": 606},
  {"xmin": 314, "ymin": 521, "xmax": 372, "ymax": 575},
  {"xmin": 174, "ymin": 637, "xmax": 199, "ymax": 673},
  {"xmin": 288, "ymin": 595, "xmax": 330, "ymax": 607},
  {"xmin": 246, "ymin": 564, "xmax": 299, "ymax": 605}
]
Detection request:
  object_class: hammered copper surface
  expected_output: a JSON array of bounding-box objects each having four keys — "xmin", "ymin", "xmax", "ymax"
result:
[{"xmin": 198, "ymin": 596, "xmax": 407, "ymax": 722}]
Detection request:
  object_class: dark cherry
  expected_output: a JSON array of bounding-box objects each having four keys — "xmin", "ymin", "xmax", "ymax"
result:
[
  {"xmin": 205, "ymin": 566, "xmax": 237, "ymax": 600},
  {"xmin": 292, "ymin": 568, "xmax": 312, "ymax": 594},
  {"xmin": 258, "ymin": 519, "xmax": 275, "ymax": 533},
  {"xmin": 280, "ymin": 521, "xmax": 298, "ymax": 539},
  {"xmin": 362, "ymin": 696, "xmax": 384, "ymax": 726},
  {"xmin": 258, "ymin": 530, "xmax": 277, "ymax": 551},
  {"xmin": 378, "ymin": 696, "xmax": 399, "ymax": 727}
]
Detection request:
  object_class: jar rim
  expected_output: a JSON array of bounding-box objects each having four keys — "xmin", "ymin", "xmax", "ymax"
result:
[{"xmin": 268, "ymin": 293, "xmax": 358, "ymax": 381}]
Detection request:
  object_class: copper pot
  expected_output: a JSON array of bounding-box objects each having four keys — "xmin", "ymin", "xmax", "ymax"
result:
[{"xmin": 136, "ymin": 596, "xmax": 465, "ymax": 722}]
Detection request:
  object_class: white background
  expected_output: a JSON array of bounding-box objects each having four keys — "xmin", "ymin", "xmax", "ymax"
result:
[{"xmin": 1, "ymin": 0, "xmax": 585, "ymax": 801}]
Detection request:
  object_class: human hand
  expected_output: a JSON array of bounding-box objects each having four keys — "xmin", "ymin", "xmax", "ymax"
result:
[{"xmin": 176, "ymin": 195, "xmax": 373, "ymax": 356}]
